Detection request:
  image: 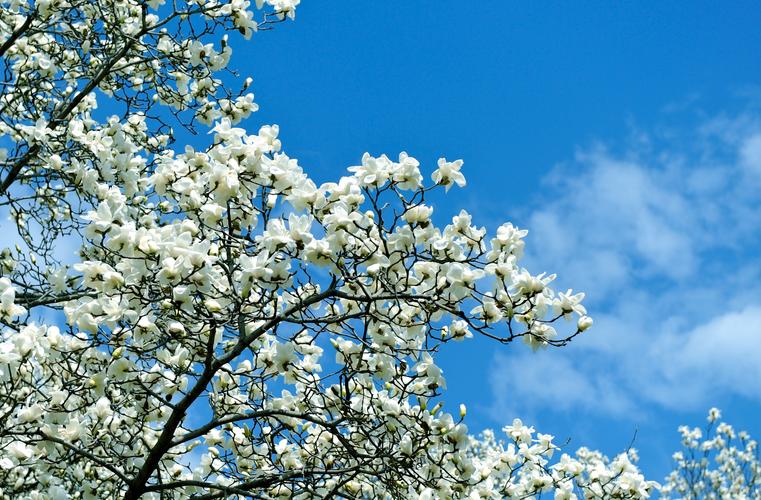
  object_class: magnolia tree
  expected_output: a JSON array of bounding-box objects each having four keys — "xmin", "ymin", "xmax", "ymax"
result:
[
  {"xmin": 0, "ymin": 0, "xmax": 731, "ymax": 498},
  {"xmin": 661, "ymin": 409, "xmax": 760, "ymax": 499}
]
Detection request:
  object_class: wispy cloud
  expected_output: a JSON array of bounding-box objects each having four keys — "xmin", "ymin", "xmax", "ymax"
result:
[{"xmin": 488, "ymin": 103, "xmax": 761, "ymax": 422}]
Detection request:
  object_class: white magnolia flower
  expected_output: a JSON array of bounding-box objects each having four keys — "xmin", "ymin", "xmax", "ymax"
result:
[{"xmin": 431, "ymin": 157, "xmax": 466, "ymax": 191}]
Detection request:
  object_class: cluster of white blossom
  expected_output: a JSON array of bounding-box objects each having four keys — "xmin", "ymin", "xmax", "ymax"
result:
[
  {"xmin": 661, "ymin": 408, "xmax": 760, "ymax": 499},
  {"xmin": 0, "ymin": 0, "xmax": 300, "ymax": 260},
  {"xmin": 459, "ymin": 419, "xmax": 657, "ymax": 499}
]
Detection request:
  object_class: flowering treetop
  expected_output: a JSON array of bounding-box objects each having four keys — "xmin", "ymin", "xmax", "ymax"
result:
[{"xmin": 661, "ymin": 408, "xmax": 760, "ymax": 499}]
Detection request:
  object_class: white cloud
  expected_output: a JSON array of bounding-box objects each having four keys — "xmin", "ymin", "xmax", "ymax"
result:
[
  {"xmin": 740, "ymin": 133, "xmax": 761, "ymax": 176},
  {"xmin": 489, "ymin": 108, "xmax": 761, "ymax": 421},
  {"xmin": 489, "ymin": 349, "xmax": 636, "ymax": 420},
  {"xmin": 528, "ymin": 151, "xmax": 699, "ymax": 300},
  {"xmin": 655, "ymin": 306, "xmax": 761, "ymax": 404}
]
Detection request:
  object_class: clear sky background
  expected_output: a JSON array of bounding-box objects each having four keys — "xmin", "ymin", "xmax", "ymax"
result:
[{"xmin": 233, "ymin": 1, "xmax": 761, "ymax": 482}]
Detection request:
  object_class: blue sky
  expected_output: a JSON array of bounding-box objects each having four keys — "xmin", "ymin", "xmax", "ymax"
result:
[{"xmin": 233, "ymin": 1, "xmax": 761, "ymax": 482}]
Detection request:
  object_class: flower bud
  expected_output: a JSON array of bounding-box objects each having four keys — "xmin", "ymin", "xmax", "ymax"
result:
[{"xmin": 577, "ymin": 316, "xmax": 593, "ymax": 332}]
